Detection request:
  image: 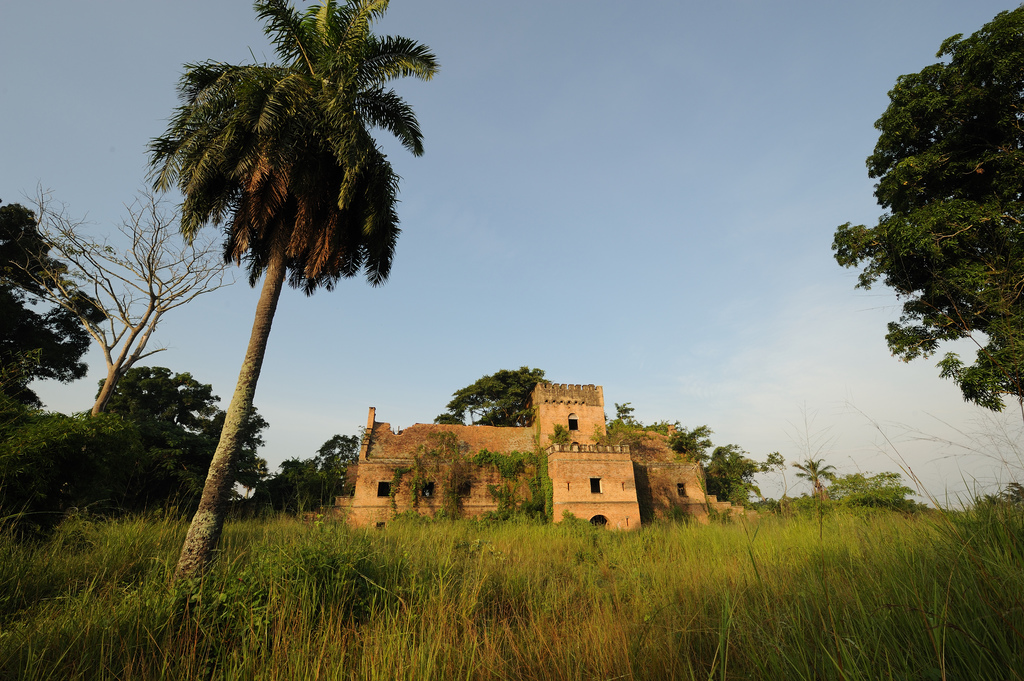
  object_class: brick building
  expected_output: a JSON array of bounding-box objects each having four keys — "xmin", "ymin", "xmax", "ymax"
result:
[{"xmin": 336, "ymin": 383, "xmax": 746, "ymax": 528}]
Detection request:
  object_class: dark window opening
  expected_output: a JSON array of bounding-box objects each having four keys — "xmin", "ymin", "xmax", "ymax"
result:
[
  {"xmin": 590, "ymin": 477, "xmax": 602, "ymax": 494},
  {"xmin": 377, "ymin": 481, "xmax": 391, "ymax": 497},
  {"xmin": 677, "ymin": 483, "xmax": 687, "ymax": 497},
  {"xmin": 457, "ymin": 481, "xmax": 472, "ymax": 497},
  {"xmin": 568, "ymin": 413, "xmax": 579, "ymax": 431},
  {"xmin": 421, "ymin": 481, "xmax": 435, "ymax": 498},
  {"xmin": 590, "ymin": 515, "xmax": 608, "ymax": 527},
  {"xmin": 375, "ymin": 522, "xmax": 386, "ymax": 528}
]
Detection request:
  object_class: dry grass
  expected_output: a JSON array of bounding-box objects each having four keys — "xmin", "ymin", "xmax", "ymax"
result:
[{"xmin": 0, "ymin": 506, "xmax": 1021, "ymax": 680}]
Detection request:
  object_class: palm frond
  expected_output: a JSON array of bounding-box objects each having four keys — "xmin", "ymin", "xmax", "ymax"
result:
[
  {"xmin": 356, "ymin": 88, "xmax": 424, "ymax": 155},
  {"xmin": 150, "ymin": 0, "xmax": 432, "ymax": 290},
  {"xmin": 255, "ymin": 0, "xmax": 316, "ymax": 74},
  {"xmin": 358, "ymin": 35, "xmax": 438, "ymax": 87}
]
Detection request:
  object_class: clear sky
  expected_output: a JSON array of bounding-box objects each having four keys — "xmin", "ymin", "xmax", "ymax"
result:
[{"xmin": 3, "ymin": 0, "xmax": 1022, "ymax": 503}]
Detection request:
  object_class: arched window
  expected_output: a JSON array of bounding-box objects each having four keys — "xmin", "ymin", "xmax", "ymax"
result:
[
  {"xmin": 568, "ymin": 413, "xmax": 579, "ymax": 431},
  {"xmin": 590, "ymin": 515, "xmax": 608, "ymax": 527}
]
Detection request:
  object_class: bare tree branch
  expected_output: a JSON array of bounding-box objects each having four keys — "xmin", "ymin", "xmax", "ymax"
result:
[{"xmin": 12, "ymin": 189, "xmax": 233, "ymax": 415}]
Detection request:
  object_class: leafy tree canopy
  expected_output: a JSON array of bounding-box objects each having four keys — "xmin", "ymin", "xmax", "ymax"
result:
[
  {"xmin": 669, "ymin": 425, "xmax": 715, "ymax": 463},
  {"xmin": 1001, "ymin": 481, "xmax": 1024, "ymax": 504},
  {"xmin": 316, "ymin": 434, "xmax": 361, "ymax": 469},
  {"xmin": 703, "ymin": 445, "xmax": 764, "ymax": 506},
  {"xmin": 833, "ymin": 7, "xmax": 1024, "ymax": 411},
  {"xmin": 0, "ymin": 202, "xmax": 94, "ymax": 406},
  {"xmin": 434, "ymin": 367, "xmax": 547, "ymax": 427},
  {"xmin": 103, "ymin": 366, "xmax": 268, "ymax": 510},
  {"xmin": 827, "ymin": 471, "xmax": 919, "ymax": 511},
  {"xmin": 262, "ymin": 433, "xmax": 359, "ymax": 512},
  {"xmin": 0, "ymin": 408, "xmax": 140, "ymax": 531}
]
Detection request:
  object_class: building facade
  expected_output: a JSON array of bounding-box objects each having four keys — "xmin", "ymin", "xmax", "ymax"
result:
[{"xmin": 336, "ymin": 383, "xmax": 746, "ymax": 527}]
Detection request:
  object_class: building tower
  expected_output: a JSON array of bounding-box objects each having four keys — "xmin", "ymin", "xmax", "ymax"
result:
[{"xmin": 530, "ymin": 383, "xmax": 606, "ymax": 445}]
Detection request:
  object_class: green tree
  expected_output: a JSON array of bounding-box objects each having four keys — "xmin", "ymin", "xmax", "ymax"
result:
[
  {"xmin": 150, "ymin": 0, "xmax": 437, "ymax": 578},
  {"xmin": 793, "ymin": 458, "xmax": 837, "ymax": 500},
  {"xmin": 703, "ymin": 445, "xmax": 762, "ymax": 506},
  {"xmin": 1003, "ymin": 481, "xmax": 1024, "ymax": 504},
  {"xmin": 833, "ymin": 7, "xmax": 1024, "ymax": 412},
  {"xmin": 827, "ymin": 471, "xmax": 919, "ymax": 511},
  {"xmin": 0, "ymin": 408, "xmax": 140, "ymax": 531},
  {"xmin": 434, "ymin": 367, "xmax": 547, "ymax": 427},
  {"xmin": 263, "ymin": 434, "xmax": 359, "ymax": 511},
  {"xmin": 103, "ymin": 366, "xmax": 268, "ymax": 511},
  {"xmin": 0, "ymin": 202, "xmax": 95, "ymax": 406},
  {"xmin": 612, "ymin": 402, "xmax": 639, "ymax": 427},
  {"xmin": 669, "ymin": 425, "xmax": 714, "ymax": 463}
]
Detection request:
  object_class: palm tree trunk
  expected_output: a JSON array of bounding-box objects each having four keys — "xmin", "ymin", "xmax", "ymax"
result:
[{"xmin": 173, "ymin": 241, "xmax": 288, "ymax": 581}]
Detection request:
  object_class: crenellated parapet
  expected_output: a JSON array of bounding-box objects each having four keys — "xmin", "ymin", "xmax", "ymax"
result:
[
  {"xmin": 532, "ymin": 383, "xmax": 603, "ymax": 406},
  {"xmin": 547, "ymin": 444, "xmax": 630, "ymax": 454}
]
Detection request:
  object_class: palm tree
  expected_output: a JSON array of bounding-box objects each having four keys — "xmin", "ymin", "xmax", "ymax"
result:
[
  {"xmin": 149, "ymin": 0, "xmax": 437, "ymax": 579},
  {"xmin": 793, "ymin": 458, "xmax": 837, "ymax": 500}
]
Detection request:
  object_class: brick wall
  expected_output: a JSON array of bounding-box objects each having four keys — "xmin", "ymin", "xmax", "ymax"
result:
[
  {"xmin": 366, "ymin": 421, "xmax": 536, "ymax": 459},
  {"xmin": 342, "ymin": 459, "xmax": 526, "ymax": 526},
  {"xmin": 547, "ymin": 444, "xmax": 641, "ymax": 530},
  {"xmin": 633, "ymin": 461, "xmax": 755, "ymax": 522}
]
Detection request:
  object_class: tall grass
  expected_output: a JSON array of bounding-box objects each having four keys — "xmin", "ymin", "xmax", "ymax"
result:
[{"xmin": 0, "ymin": 507, "xmax": 1020, "ymax": 680}]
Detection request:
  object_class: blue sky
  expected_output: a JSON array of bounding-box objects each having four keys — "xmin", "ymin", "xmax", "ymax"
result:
[{"xmin": 3, "ymin": 0, "xmax": 1022, "ymax": 502}]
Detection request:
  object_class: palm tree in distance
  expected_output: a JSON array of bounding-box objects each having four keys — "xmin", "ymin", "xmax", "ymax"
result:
[
  {"xmin": 150, "ymin": 0, "xmax": 438, "ymax": 579},
  {"xmin": 793, "ymin": 458, "xmax": 837, "ymax": 500}
]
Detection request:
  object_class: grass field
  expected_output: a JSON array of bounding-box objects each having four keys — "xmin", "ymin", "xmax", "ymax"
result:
[{"xmin": 1, "ymin": 505, "xmax": 1021, "ymax": 680}]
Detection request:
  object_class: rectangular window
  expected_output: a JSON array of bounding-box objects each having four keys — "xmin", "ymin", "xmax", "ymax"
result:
[
  {"xmin": 421, "ymin": 481, "xmax": 435, "ymax": 498},
  {"xmin": 377, "ymin": 481, "xmax": 391, "ymax": 497},
  {"xmin": 590, "ymin": 477, "xmax": 602, "ymax": 494},
  {"xmin": 677, "ymin": 483, "xmax": 687, "ymax": 497},
  {"xmin": 568, "ymin": 418, "xmax": 579, "ymax": 431}
]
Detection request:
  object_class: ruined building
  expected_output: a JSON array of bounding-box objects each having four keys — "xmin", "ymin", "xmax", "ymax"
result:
[{"xmin": 337, "ymin": 383, "xmax": 747, "ymax": 528}]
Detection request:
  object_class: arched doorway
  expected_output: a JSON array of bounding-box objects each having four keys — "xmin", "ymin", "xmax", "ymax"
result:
[{"xmin": 589, "ymin": 515, "xmax": 608, "ymax": 527}]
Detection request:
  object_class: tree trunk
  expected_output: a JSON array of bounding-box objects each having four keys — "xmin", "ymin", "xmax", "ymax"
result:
[
  {"xmin": 91, "ymin": 366, "xmax": 121, "ymax": 416},
  {"xmin": 173, "ymin": 243, "xmax": 288, "ymax": 581}
]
